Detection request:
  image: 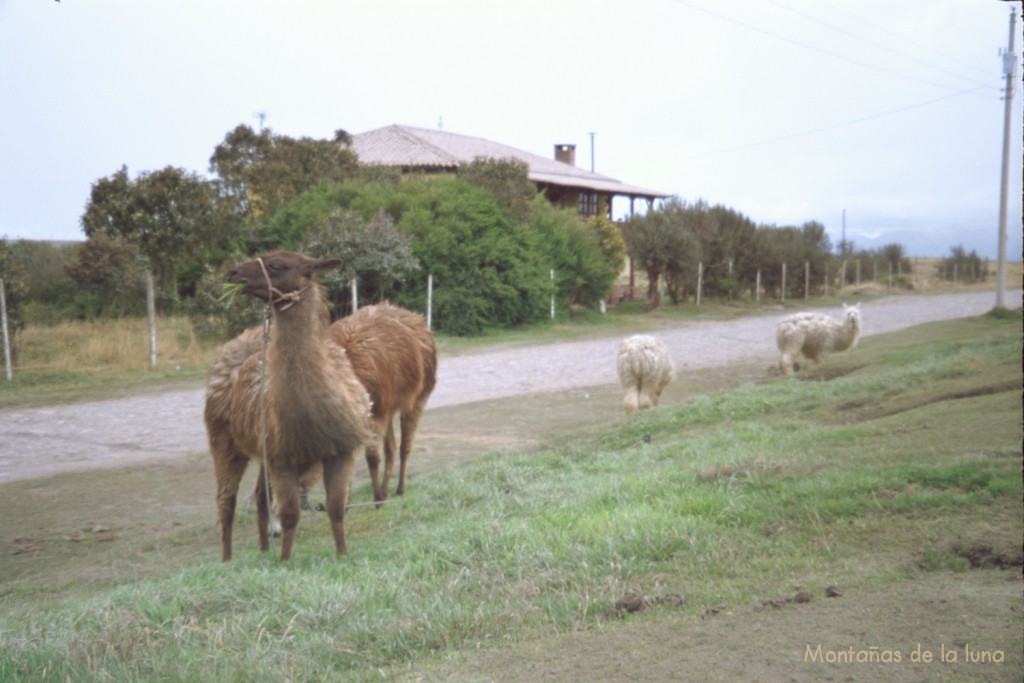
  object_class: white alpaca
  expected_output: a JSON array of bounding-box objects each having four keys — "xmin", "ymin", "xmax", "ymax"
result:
[
  {"xmin": 617, "ymin": 334, "xmax": 675, "ymax": 415},
  {"xmin": 776, "ymin": 303, "xmax": 861, "ymax": 375}
]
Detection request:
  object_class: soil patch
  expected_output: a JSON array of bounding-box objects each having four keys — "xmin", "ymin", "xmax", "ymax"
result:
[{"xmin": 407, "ymin": 570, "xmax": 1022, "ymax": 682}]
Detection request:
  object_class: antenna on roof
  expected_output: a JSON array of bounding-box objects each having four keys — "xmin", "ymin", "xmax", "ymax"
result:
[{"xmin": 437, "ymin": 115, "xmax": 443, "ymax": 131}]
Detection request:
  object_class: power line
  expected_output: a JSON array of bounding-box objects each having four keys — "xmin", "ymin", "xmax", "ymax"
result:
[
  {"xmin": 665, "ymin": 0, "xmax": 1000, "ymax": 94},
  {"xmin": 814, "ymin": 0, "xmax": 994, "ymax": 80},
  {"xmin": 765, "ymin": 0, "xmax": 996, "ymax": 90},
  {"xmin": 683, "ymin": 87, "xmax": 989, "ymax": 159}
]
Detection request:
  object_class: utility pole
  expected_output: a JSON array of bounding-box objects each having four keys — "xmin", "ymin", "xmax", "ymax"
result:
[
  {"xmin": 995, "ymin": 7, "xmax": 1016, "ymax": 309},
  {"xmin": 841, "ymin": 208, "xmax": 846, "ymax": 250},
  {"xmin": 588, "ymin": 132, "xmax": 595, "ymax": 172}
]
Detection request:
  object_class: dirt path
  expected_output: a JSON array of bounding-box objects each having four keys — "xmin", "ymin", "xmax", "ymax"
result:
[{"xmin": 0, "ymin": 290, "xmax": 1013, "ymax": 483}]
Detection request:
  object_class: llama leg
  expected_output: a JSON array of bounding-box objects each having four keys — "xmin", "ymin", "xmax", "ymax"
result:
[
  {"xmin": 396, "ymin": 404, "xmax": 424, "ymax": 496},
  {"xmin": 215, "ymin": 453, "xmax": 249, "ymax": 562},
  {"xmin": 268, "ymin": 468, "xmax": 302, "ymax": 561},
  {"xmin": 780, "ymin": 352, "xmax": 795, "ymax": 375},
  {"xmin": 372, "ymin": 419, "xmax": 395, "ymax": 505},
  {"xmin": 253, "ymin": 466, "xmax": 273, "ymax": 551},
  {"xmin": 323, "ymin": 452, "xmax": 358, "ymax": 556},
  {"xmin": 298, "ymin": 463, "xmax": 323, "ymax": 511},
  {"xmin": 364, "ymin": 441, "xmax": 385, "ymax": 504},
  {"xmin": 637, "ymin": 381, "xmax": 654, "ymax": 411},
  {"xmin": 380, "ymin": 417, "xmax": 398, "ymax": 503}
]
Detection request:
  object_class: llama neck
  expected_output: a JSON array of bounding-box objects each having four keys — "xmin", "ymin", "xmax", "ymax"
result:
[
  {"xmin": 833, "ymin": 316, "xmax": 861, "ymax": 350},
  {"xmin": 267, "ymin": 288, "xmax": 332, "ymax": 381}
]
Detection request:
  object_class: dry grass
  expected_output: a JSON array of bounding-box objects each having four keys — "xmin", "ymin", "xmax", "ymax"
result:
[
  {"xmin": 14, "ymin": 317, "xmax": 220, "ymax": 374},
  {"xmin": 614, "ymin": 258, "xmax": 1022, "ymax": 299}
]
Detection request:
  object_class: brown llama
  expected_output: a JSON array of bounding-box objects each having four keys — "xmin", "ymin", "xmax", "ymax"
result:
[
  {"xmin": 330, "ymin": 302, "xmax": 437, "ymax": 505},
  {"xmin": 256, "ymin": 302, "xmax": 437, "ymax": 514},
  {"xmin": 204, "ymin": 250, "xmax": 375, "ymax": 561}
]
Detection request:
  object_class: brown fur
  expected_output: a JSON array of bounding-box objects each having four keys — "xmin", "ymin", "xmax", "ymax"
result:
[
  {"xmin": 330, "ymin": 303, "xmax": 437, "ymax": 504},
  {"xmin": 204, "ymin": 250, "xmax": 374, "ymax": 561}
]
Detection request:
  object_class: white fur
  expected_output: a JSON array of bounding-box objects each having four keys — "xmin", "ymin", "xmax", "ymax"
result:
[
  {"xmin": 617, "ymin": 334, "xmax": 675, "ymax": 415},
  {"xmin": 776, "ymin": 303, "xmax": 861, "ymax": 375}
]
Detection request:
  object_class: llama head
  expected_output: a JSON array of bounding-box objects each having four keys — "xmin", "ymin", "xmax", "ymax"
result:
[
  {"xmin": 229, "ymin": 250, "xmax": 342, "ymax": 306},
  {"xmin": 842, "ymin": 302, "xmax": 862, "ymax": 329}
]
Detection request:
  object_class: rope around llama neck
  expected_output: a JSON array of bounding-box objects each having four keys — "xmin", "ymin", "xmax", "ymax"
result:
[{"xmin": 257, "ymin": 303, "xmax": 273, "ymax": 549}]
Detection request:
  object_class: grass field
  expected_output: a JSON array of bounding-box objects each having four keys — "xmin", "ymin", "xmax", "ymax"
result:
[{"xmin": 0, "ymin": 310, "xmax": 1020, "ymax": 682}]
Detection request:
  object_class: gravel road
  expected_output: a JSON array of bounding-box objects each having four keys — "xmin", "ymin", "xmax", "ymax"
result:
[{"xmin": 0, "ymin": 290, "xmax": 1015, "ymax": 483}]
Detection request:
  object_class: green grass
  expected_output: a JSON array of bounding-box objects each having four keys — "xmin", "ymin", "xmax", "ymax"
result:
[{"xmin": 0, "ymin": 312, "xmax": 1020, "ymax": 682}]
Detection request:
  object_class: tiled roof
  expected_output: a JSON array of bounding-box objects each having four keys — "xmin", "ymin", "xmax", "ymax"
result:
[{"xmin": 351, "ymin": 124, "xmax": 668, "ymax": 199}]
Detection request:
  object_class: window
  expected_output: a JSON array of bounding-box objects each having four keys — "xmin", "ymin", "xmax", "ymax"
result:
[{"xmin": 579, "ymin": 192, "xmax": 599, "ymax": 217}]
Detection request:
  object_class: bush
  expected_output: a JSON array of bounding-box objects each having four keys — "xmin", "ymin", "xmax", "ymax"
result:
[{"xmin": 186, "ymin": 258, "xmax": 263, "ymax": 341}]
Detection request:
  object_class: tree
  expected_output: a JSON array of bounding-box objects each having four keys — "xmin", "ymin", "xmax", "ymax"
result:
[
  {"xmin": 301, "ymin": 209, "xmax": 420, "ymax": 316},
  {"xmin": 707, "ymin": 205, "xmax": 757, "ymax": 298},
  {"xmin": 65, "ymin": 234, "xmax": 147, "ymax": 318},
  {"xmin": 4, "ymin": 240, "xmax": 78, "ymax": 322},
  {"xmin": 458, "ymin": 157, "xmax": 537, "ymax": 222},
  {"xmin": 525, "ymin": 201, "xmax": 622, "ymax": 310},
  {"xmin": 580, "ymin": 214, "xmax": 626, "ymax": 305},
  {"xmin": 940, "ymin": 245, "xmax": 987, "ymax": 284},
  {"xmin": 623, "ymin": 197, "xmax": 701, "ymax": 308},
  {"xmin": 81, "ymin": 165, "xmax": 219, "ymax": 303},
  {"xmin": 0, "ymin": 239, "xmax": 27, "ymax": 361},
  {"xmin": 393, "ymin": 177, "xmax": 550, "ymax": 335},
  {"xmin": 209, "ymin": 125, "xmax": 358, "ymax": 224}
]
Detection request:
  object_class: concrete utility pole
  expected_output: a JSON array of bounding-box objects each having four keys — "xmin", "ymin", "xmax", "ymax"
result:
[{"xmin": 995, "ymin": 7, "xmax": 1016, "ymax": 309}]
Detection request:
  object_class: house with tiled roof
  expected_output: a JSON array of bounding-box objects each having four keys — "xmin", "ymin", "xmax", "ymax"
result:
[{"xmin": 350, "ymin": 124, "xmax": 668, "ymax": 220}]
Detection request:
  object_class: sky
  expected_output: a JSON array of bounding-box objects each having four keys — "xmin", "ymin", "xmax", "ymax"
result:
[{"xmin": 1, "ymin": 0, "xmax": 1021, "ymax": 260}]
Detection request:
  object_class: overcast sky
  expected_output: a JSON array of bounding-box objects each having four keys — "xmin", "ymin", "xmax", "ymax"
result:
[{"xmin": 1, "ymin": 0, "xmax": 1020, "ymax": 259}]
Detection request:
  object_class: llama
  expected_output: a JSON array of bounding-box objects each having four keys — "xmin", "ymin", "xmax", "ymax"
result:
[
  {"xmin": 254, "ymin": 302, "xmax": 437, "ymax": 513},
  {"xmin": 207, "ymin": 326, "xmax": 318, "ymax": 537},
  {"xmin": 204, "ymin": 250, "xmax": 375, "ymax": 561},
  {"xmin": 330, "ymin": 303, "xmax": 437, "ymax": 505},
  {"xmin": 617, "ymin": 334, "xmax": 675, "ymax": 415},
  {"xmin": 776, "ymin": 303, "xmax": 861, "ymax": 375}
]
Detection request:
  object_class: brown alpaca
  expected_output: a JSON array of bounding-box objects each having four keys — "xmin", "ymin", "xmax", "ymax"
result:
[
  {"xmin": 204, "ymin": 250, "xmax": 374, "ymax": 561},
  {"xmin": 330, "ymin": 303, "xmax": 437, "ymax": 504}
]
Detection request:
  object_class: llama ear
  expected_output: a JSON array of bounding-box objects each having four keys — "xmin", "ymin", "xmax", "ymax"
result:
[{"xmin": 312, "ymin": 258, "xmax": 343, "ymax": 274}]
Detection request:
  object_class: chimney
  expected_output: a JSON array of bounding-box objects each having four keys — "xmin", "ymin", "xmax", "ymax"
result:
[{"xmin": 554, "ymin": 143, "xmax": 576, "ymax": 166}]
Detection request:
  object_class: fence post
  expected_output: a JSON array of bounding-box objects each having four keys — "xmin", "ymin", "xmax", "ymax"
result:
[
  {"xmin": 781, "ymin": 262, "xmax": 787, "ymax": 303},
  {"xmin": 1, "ymin": 278, "xmax": 12, "ymax": 381},
  {"xmin": 550, "ymin": 269, "xmax": 556, "ymax": 320},
  {"xmin": 146, "ymin": 271, "xmax": 157, "ymax": 369},
  {"xmin": 888, "ymin": 262, "xmax": 893, "ymax": 291},
  {"xmin": 426, "ymin": 273, "xmax": 433, "ymax": 331},
  {"xmin": 855, "ymin": 260, "xmax": 861, "ymax": 286},
  {"xmin": 696, "ymin": 262, "xmax": 703, "ymax": 306},
  {"xmin": 804, "ymin": 261, "xmax": 810, "ymax": 301},
  {"xmin": 351, "ymin": 277, "xmax": 358, "ymax": 312},
  {"xmin": 756, "ymin": 269, "xmax": 761, "ymax": 303}
]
